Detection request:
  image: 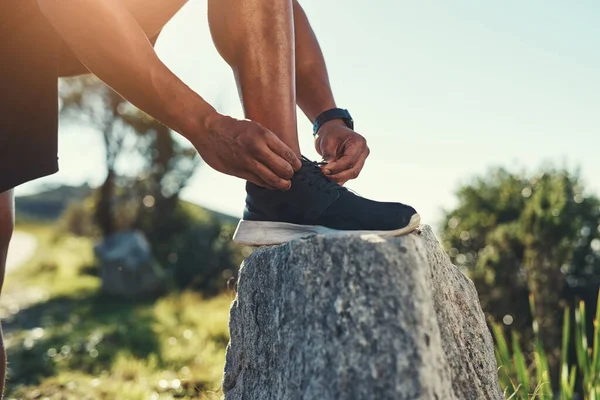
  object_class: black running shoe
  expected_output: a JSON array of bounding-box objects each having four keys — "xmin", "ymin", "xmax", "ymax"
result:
[{"xmin": 233, "ymin": 156, "xmax": 420, "ymax": 245}]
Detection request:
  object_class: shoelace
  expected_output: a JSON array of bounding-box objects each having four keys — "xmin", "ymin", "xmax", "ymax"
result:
[{"xmin": 300, "ymin": 156, "xmax": 347, "ymax": 194}]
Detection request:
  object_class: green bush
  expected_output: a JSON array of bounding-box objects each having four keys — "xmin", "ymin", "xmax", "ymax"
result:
[
  {"xmin": 58, "ymin": 197, "xmax": 99, "ymax": 238},
  {"xmin": 164, "ymin": 218, "xmax": 239, "ymax": 295},
  {"xmin": 442, "ymin": 166, "xmax": 600, "ymax": 376}
]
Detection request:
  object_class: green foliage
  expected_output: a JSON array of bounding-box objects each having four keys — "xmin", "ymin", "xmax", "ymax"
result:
[
  {"xmin": 442, "ymin": 166, "xmax": 600, "ymax": 377},
  {"xmin": 57, "ymin": 196, "xmax": 99, "ymax": 238},
  {"xmin": 494, "ymin": 290, "xmax": 600, "ymax": 399},
  {"xmin": 142, "ymin": 201, "xmax": 244, "ymax": 295},
  {"xmin": 4, "ymin": 224, "xmax": 231, "ymax": 399},
  {"xmin": 168, "ymin": 221, "xmax": 238, "ymax": 295}
]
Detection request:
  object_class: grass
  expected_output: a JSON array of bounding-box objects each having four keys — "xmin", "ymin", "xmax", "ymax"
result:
[
  {"xmin": 3, "ymin": 223, "xmax": 233, "ymax": 399},
  {"xmin": 493, "ymin": 291, "xmax": 600, "ymax": 399}
]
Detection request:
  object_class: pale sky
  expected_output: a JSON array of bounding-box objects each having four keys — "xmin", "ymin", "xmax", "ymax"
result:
[{"xmin": 16, "ymin": 0, "xmax": 600, "ymax": 228}]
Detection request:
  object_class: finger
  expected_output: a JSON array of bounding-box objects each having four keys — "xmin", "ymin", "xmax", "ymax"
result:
[
  {"xmin": 267, "ymin": 134, "xmax": 302, "ymax": 172},
  {"xmin": 329, "ymin": 149, "xmax": 368, "ymax": 183},
  {"xmin": 319, "ymin": 140, "xmax": 339, "ymax": 162},
  {"xmin": 323, "ymin": 141, "xmax": 363, "ymax": 176},
  {"xmin": 329, "ymin": 166, "xmax": 361, "ymax": 184},
  {"xmin": 253, "ymin": 162, "xmax": 292, "ymax": 191},
  {"xmin": 257, "ymin": 148, "xmax": 295, "ymax": 180}
]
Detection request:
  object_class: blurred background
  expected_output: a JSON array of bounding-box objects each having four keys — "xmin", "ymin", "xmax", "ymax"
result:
[{"xmin": 4, "ymin": 0, "xmax": 600, "ymax": 398}]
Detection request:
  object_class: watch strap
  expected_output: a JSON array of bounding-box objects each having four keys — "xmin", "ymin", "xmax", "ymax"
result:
[{"xmin": 313, "ymin": 108, "xmax": 354, "ymax": 136}]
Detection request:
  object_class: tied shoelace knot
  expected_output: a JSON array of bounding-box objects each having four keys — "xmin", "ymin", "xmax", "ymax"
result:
[{"xmin": 299, "ymin": 156, "xmax": 346, "ymax": 194}]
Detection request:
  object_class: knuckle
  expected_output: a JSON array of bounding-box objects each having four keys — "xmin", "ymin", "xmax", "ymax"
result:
[
  {"xmin": 284, "ymin": 151, "xmax": 294, "ymax": 162},
  {"xmin": 249, "ymin": 160, "xmax": 264, "ymax": 173},
  {"xmin": 267, "ymin": 175, "xmax": 281, "ymax": 186},
  {"xmin": 243, "ymin": 137, "xmax": 258, "ymax": 150},
  {"xmin": 282, "ymin": 163, "xmax": 294, "ymax": 179},
  {"xmin": 259, "ymin": 128, "xmax": 271, "ymax": 139},
  {"xmin": 242, "ymin": 155, "xmax": 256, "ymax": 168}
]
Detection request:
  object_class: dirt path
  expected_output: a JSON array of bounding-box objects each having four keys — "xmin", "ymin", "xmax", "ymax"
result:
[
  {"xmin": 6, "ymin": 231, "xmax": 38, "ymax": 273},
  {"xmin": 1, "ymin": 231, "xmax": 46, "ymax": 328}
]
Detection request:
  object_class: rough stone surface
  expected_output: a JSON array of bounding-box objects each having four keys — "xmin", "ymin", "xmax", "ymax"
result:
[
  {"xmin": 223, "ymin": 226, "xmax": 503, "ymax": 400},
  {"xmin": 419, "ymin": 226, "xmax": 504, "ymax": 399},
  {"xmin": 94, "ymin": 231, "xmax": 165, "ymax": 297}
]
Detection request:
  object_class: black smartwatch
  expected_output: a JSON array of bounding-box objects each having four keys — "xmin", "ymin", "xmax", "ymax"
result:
[{"xmin": 313, "ymin": 108, "xmax": 354, "ymax": 136}]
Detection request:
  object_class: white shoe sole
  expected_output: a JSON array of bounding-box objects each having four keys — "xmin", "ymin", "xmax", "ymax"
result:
[{"xmin": 232, "ymin": 214, "xmax": 421, "ymax": 246}]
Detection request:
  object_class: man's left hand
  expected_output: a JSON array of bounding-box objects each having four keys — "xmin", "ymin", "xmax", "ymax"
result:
[{"xmin": 315, "ymin": 120, "xmax": 370, "ymax": 185}]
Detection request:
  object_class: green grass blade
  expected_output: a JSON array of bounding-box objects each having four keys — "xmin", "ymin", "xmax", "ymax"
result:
[
  {"xmin": 533, "ymin": 342, "xmax": 553, "ymax": 398},
  {"xmin": 575, "ymin": 299, "xmax": 590, "ymax": 382},
  {"xmin": 511, "ymin": 331, "xmax": 530, "ymax": 395},
  {"xmin": 560, "ymin": 307, "xmax": 572, "ymax": 395},
  {"xmin": 528, "ymin": 292, "xmax": 554, "ymax": 398},
  {"xmin": 491, "ymin": 320, "xmax": 518, "ymax": 394},
  {"xmin": 491, "ymin": 321, "xmax": 512, "ymax": 370},
  {"xmin": 591, "ymin": 289, "xmax": 600, "ymax": 386},
  {"xmin": 529, "ymin": 293, "xmax": 538, "ymax": 335},
  {"xmin": 506, "ymin": 384, "xmax": 521, "ymax": 400},
  {"xmin": 531, "ymin": 373, "xmax": 550, "ymax": 400},
  {"xmin": 569, "ymin": 365, "xmax": 577, "ymax": 394}
]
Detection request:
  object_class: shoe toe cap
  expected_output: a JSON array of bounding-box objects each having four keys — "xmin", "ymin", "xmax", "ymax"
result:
[{"xmin": 385, "ymin": 202, "xmax": 418, "ymax": 230}]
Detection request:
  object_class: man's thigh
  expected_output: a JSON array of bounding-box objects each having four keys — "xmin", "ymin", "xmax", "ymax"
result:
[
  {"xmin": 59, "ymin": 0, "xmax": 188, "ymax": 77},
  {"xmin": 0, "ymin": 190, "xmax": 14, "ymax": 292}
]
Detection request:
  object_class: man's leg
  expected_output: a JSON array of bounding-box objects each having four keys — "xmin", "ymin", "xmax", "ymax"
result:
[
  {"xmin": 0, "ymin": 190, "xmax": 15, "ymax": 396},
  {"xmin": 207, "ymin": 0, "xmax": 420, "ymax": 246},
  {"xmin": 207, "ymin": 0, "xmax": 301, "ymax": 157}
]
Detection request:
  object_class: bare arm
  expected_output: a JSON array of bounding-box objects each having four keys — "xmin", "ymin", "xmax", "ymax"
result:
[
  {"xmin": 37, "ymin": 0, "xmax": 301, "ymax": 190},
  {"xmin": 293, "ymin": 1, "xmax": 369, "ymax": 184},
  {"xmin": 38, "ymin": 0, "xmax": 214, "ymax": 139},
  {"xmin": 293, "ymin": 1, "xmax": 339, "ymax": 123}
]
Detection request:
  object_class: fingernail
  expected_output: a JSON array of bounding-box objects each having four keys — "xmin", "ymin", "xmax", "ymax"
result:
[{"xmin": 324, "ymin": 169, "xmax": 331, "ymax": 175}]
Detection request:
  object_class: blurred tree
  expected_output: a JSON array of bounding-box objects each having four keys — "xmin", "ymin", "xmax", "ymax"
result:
[
  {"xmin": 59, "ymin": 76, "xmax": 199, "ymax": 238},
  {"xmin": 441, "ymin": 166, "xmax": 600, "ymax": 384},
  {"xmin": 58, "ymin": 76, "xmax": 241, "ymax": 294}
]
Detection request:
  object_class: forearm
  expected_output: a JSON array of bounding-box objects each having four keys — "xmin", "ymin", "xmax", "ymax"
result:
[
  {"xmin": 38, "ymin": 0, "xmax": 215, "ymax": 139},
  {"xmin": 293, "ymin": 1, "xmax": 338, "ymax": 123}
]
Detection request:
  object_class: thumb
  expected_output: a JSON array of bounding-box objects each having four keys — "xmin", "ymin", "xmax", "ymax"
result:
[{"xmin": 319, "ymin": 137, "xmax": 339, "ymax": 162}]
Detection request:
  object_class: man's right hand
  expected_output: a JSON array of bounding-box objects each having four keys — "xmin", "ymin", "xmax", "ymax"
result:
[{"xmin": 193, "ymin": 114, "xmax": 302, "ymax": 191}]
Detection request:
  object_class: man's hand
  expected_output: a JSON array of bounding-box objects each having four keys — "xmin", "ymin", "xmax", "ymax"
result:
[
  {"xmin": 193, "ymin": 114, "xmax": 302, "ymax": 191},
  {"xmin": 315, "ymin": 120, "xmax": 370, "ymax": 185}
]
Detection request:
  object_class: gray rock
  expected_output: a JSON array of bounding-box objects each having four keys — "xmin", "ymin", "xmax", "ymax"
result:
[
  {"xmin": 94, "ymin": 231, "xmax": 165, "ymax": 297},
  {"xmin": 223, "ymin": 226, "xmax": 503, "ymax": 400},
  {"xmin": 419, "ymin": 226, "xmax": 504, "ymax": 399}
]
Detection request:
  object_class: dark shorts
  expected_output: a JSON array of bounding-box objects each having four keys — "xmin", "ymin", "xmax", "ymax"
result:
[{"xmin": 0, "ymin": 1, "xmax": 160, "ymax": 193}]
